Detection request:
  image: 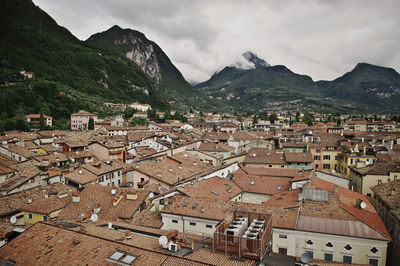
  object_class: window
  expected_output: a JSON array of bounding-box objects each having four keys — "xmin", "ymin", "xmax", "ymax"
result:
[
  {"xmin": 107, "ymin": 250, "xmax": 138, "ymax": 265},
  {"xmin": 206, "ymin": 224, "xmax": 213, "ymax": 228},
  {"xmin": 369, "ymin": 258, "xmax": 378, "ymax": 266},
  {"xmin": 306, "ymin": 240, "xmax": 313, "ymax": 245},
  {"xmin": 315, "ymin": 164, "xmax": 319, "ymax": 169},
  {"xmin": 343, "ymin": 255, "xmax": 352, "ymax": 263},
  {"xmin": 28, "ymin": 213, "xmax": 33, "ymax": 220},
  {"xmin": 324, "ymin": 253, "xmax": 333, "ymax": 261},
  {"xmin": 370, "ymin": 247, "xmax": 378, "ymax": 254},
  {"xmin": 172, "ymin": 220, "xmax": 178, "ymax": 224},
  {"xmin": 323, "ymin": 164, "xmax": 330, "ymax": 169},
  {"xmin": 279, "ymin": 234, "xmax": 287, "ymax": 239},
  {"xmin": 314, "ymin": 155, "xmax": 321, "ymax": 160},
  {"xmin": 269, "ymin": 165, "xmax": 272, "ymax": 168},
  {"xmin": 323, "ymin": 155, "xmax": 331, "ymax": 160},
  {"xmin": 305, "ymin": 250, "xmax": 313, "ymax": 259},
  {"xmin": 344, "ymin": 244, "xmax": 352, "ymax": 251},
  {"xmin": 326, "ymin": 242, "xmax": 333, "ymax": 248},
  {"xmin": 189, "ymin": 222, "xmax": 196, "ymax": 226},
  {"xmin": 43, "ymin": 215, "xmax": 47, "ymax": 221}
]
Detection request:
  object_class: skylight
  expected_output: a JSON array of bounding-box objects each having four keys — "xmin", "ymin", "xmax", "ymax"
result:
[{"xmin": 107, "ymin": 250, "xmax": 138, "ymax": 265}]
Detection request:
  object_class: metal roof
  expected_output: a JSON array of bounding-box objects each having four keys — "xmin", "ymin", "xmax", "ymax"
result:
[
  {"xmin": 297, "ymin": 216, "xmax": 389, "ymax": 241},
  {"xmin": 303, "ymin": 188, "xmax": 328, "ymax": 202}
]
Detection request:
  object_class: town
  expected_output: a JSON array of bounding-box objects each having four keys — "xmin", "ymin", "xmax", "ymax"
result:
[{"xmin": 0, "ymin": 105, "xmax": 399, "ymax": 266}]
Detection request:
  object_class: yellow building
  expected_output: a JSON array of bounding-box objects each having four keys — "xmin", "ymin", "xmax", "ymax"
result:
[
  {"xmin": 336, "ymin": 153, "xmax": 376, "ymax": 177},
  {"xmin": 20, "ymin": 193, "xmax": 72, "ymax": 224}
]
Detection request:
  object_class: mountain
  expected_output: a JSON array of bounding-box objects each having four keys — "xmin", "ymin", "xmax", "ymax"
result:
[
  {"xmin": 316, "ymin": 63, "xmax": 400, "ymax": 112},
  {"xmin": 85, "ymin": 26, "xmax": 216, "ymax": 110},
  {"xmin": 197, "ymin": 52, "xmax": 400, "ymax": 113},
  {"xmin": 196, "ymin": 52, "xmax": 317, "ymax": 112},
  {"xmin": 0, "ymin": 0, "xmax": 168, "ymax": 126}
]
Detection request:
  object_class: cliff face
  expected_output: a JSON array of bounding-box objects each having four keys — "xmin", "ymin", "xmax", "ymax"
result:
[{"xmin": 115, "ymin": 33, "xmax": 162, "ymax": 84}]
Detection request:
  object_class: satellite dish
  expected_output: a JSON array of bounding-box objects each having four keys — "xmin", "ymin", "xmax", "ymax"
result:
[
  {"xmin": 149, "ymin": 192, "xmax": 154, "ymax": 198},
  {"xmin": 360, "ymin": 202, "xmax": 367, "ymax": 209},
  {"xmin": 301, "ymin": 252, "xmax": 311, "ymax": 264},
  {"xmin": 90, "ymin": 214, "xmax": 98, "ymax": 222},
  {"xmin": 10, "ymin": 216, "xmax": 17, "ymax": 224},
  {"xmin": 159, "ymin": 235, "xmax": 168, "ymax": 248},
  {"xmin": 111, "ymin": 189, "xmax": 116, "ymax": 195}
]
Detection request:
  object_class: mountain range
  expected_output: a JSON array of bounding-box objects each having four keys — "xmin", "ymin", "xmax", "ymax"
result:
[{"xmin": 1, "ymin": 0, "xmax": 400, "ymax": 121}]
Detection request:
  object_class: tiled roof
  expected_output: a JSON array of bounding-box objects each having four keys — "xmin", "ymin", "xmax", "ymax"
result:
[
  {"xmin": 0, "ymin": 153, "xmax": 18, "ymax": 167},
  {"xmin": 179, "ymin": 176, "xmax": 242, "ymax": 200},
  {"xmin": 0, "ymin": 171, "xmax": 40, "ymax": 193},
  {"xmin": 284, "ymin": 151, "xmax": 313, "ymax": 163},
  {"xmin": 198, "ymin": 142, "xmax": 235, "ymax": 152},
  {"xmin": 82, "ymin": 160, "xmax": 123, "ymax": 176},
  {"xmin": 202, "ymin": 132, "xmax": 230, "ymax": 141},
  {"xmin": 0, "ymin": 183, "xmax": 76, "ymax": 216},
  {"xmin": 64, "ymin": 167, "xmax": 98, "ymax": 185},
  {"xmin": 35, "ymin": 153, "xmax": 69, "ymax": 164},
  {"xmin": 239, "ymin": 165, "xmax": 312, "ymax": 178},
  {"xmin": 349, "ymin": 162, "xmax": 400, "ymax": 175},
  {"xmin": 127, "ymin": 131, "xmax": 155, "ymax": 142},
  {"xmin": 58, "ymin": 184, "xmax": 150, "ymax": 221},
  {"xmin": 25, "ymin": 114, "xmax": 52, "ymax": 119},
  {"xmin": 71, "ymin": 110, "xmax": 96, "ymax": 116},
  {"xmin": 233, "ymin": 173, "xmax": 291, "ymax": 195},
  {"xmin": 4, "ymin": 144, "xmax": 36, "ymax": 158},
  {"xmin": 19, "ymin": 193, "xmax": 72, "ymax": 215},
  {"xmin": 132, "ymin": 209, "xmax": 163, "ymax": 229},
  {"xmin": 244, "ymin": 148, "xmax": 285, "ymax": 164},
  {"xmin": 264, "ymin": 189, "xmax": 301, "ymax": 208},
  {"xmin": 371, "ymin": 179, "xmax": 400, "ymax": 220},
  {"xmin": 0, "ymin": 222, "xmax": 207, "ymax": 265},
  {"xmin": 0, "ymin": 166, "xmax": 16, "ymax": 175}
]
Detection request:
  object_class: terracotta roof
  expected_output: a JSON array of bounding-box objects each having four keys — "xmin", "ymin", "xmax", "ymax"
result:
[
  {"xmin": 0, "ymin": 183, "xmax": 76, "ymax": 216},
  {"xmin": 202, "ymin": 132, "xmax": 230, "ymax": 141},
  {"xmin": 284, "ymin": 151, "xmax": 313, "ymax": 163},
  {"xmin": 179, "ymin": 176, "xmax": 242, "ymax": 200},
  {"xmin": 233, "ymin": 173, "xmax": 291, "ymax": 195},
  {"xmin": 198, "ymin": 142, "xmax": 235, "ymax": 152},
  {"xmin": 58, "ymin": 184, "xmax": 150, "ymax": 221},
  {"xmin": 281, "ymin": 142, "xmax": 307, "ymax": 148},
  {"xmin": 82, "ymin": 160, "xmax": 123, "ymax": 176},
  {"xmin": 25, "ymin": 114, "xmax": 52, "ymax": 119},
  {"xmin": 0, "ymin": 170, "xmax": 40, "ymax": 193},
  {"xmin": 19, "ymin": 193, "xmax": 72, "ymax": 215},
  {"xmin": 371, "ymin": 179, "xmax": 400, "ymax": 220},
  {"xmin": 0, "ymin": 166, "xmax": 16, "ymax": 175},
  {"xmin": 350, "ymin": 162, "xmax": 400, "ymax": 175},
  {"xmin": 71, "ymin": 110, "xmax": 96, "ymax": 116},
  {"xmin": 0, "ymin": 222, "xmax": 207, "ymax": 265},
  {"xmin": 64, "ymin": 167, "xmax": 98, "ymax": 185},
  {"xmin": 244, "ymin": 148, "xmax": 285, "ymax": 164},
  {"xmin": 132, "ymin": 209, "xmax": 163, "ymax": 229},
  {"xmin": 264, "ymin": 190, "xmax": 301, "ymax": 208},
  {"xmin": 4, "ymin": 144, "xmax": 36, "ymax": 159},
  {"xmin": 239, "ymin": 166, "xmax": 312, "ymax": 178},
  {"xmin": 0, "ymin": 154, "xmax": 18, "ymax": 167},
  {"xmin": 127, "ymin": 131, "xmax": 155, "ymax": 142},
  {"xmin": 35, "ymin": 153, "xmax": 69, "ymax": 164}
]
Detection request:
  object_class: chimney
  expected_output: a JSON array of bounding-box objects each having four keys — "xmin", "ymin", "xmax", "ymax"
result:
[
  {"xmin": 72, "ymin": 192, "xmax": 80, "ymax": 203},
  {"xmin": 333, "ymin": 185, "xmax": 338, "ymax": 194},
  {"xmin": 355, "ymin": 198, "xmax": 363, "ymax": 209}
]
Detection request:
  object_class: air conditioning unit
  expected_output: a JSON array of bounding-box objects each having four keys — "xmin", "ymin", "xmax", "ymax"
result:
[
  {"xmin": 225, "ymin": 226, "xmax": 241, "ymax": 236},
  {"xmin": 168, "ymin": 242, "xmax": 178, "ymax": 252}
]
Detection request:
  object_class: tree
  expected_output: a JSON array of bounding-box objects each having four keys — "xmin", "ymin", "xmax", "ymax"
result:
[
  {"xmin": 336, "ymin": 118, "xmax": 341, "ymax": 127},
  {"xmin": 295, "ymin": 112, "xmax": 300, "ymax": 122},
  {"xmin": 269, "ymin": 113, "xmax": 278, "ymax": 124},
  {"xmin": 15, "ymin": 119, "xmax": 29, "ymax": 131},
  {"xmin": 129, "ymin": 117, "xmax": 149, "ymax": 126},
  {"xmin": 253, "ymin": 114, "xmax": 258, "ymax": 124},
  {"xmin": 4, "ymin": 119, "xmax": 15, "ymax": 131},
  {"xmin": 88, "ymin": 117, "xmax": 94, "ymax": 130},
  {"xmin": 212, "ymin": 124, "xmax": 217, "ymax": 132},
  {"xmin": 39, "ymin": 112, "xmax": 46, "ymax": 130}
]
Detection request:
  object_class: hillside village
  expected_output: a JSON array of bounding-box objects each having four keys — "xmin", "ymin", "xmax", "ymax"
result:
[{"xmin": 0, "ymin": 109, "xmax": 399, "ymax": 266}]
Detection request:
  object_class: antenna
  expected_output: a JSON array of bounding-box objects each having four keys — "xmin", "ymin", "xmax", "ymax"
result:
[
  {"xmin": 360, "ymin": 202, "xmax": 367, "ymax": 209},
  {"xmin": 90, "ymin": 214, "xmax": 98, "ymax": 222},
  {"xmin": 301, "ymin": 252, "xmax": 310, "ymax": 264},
  {"xmin": 159, "ymin": 235, "xmax": 168, "ymax": 248},
  {"xmin": 10, "ymin": 216, "xmax": 17, "ymax": 224}
]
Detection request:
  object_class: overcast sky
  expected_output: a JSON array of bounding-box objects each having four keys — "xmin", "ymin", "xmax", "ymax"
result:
[{"xmin": 33, "ymin": 0, "xmax": 400, "ymax": 83}]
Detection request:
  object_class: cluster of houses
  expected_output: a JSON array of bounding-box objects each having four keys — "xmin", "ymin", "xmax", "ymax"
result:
[{"xmin": 0, "ymin": 114, "xmax": 399, "ymax": 265}]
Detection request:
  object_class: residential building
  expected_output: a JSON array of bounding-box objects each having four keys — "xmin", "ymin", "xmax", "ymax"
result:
[
  {"xmin": 25, "ymin": 114, "xmax": 53, "ymax": 126},
  {"xmin": 70, "ymin": 110, "xmax": 97, "ymax": 130}
]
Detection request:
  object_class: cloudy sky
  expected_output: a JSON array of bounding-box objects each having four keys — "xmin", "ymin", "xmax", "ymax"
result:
[{"xmin": 33, "ymin": 0, "xmax": 400, "ymax": 83}]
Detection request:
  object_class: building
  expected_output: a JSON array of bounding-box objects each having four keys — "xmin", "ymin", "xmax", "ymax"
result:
[
  {"xmin": 25, "ymin": 114, "xmax": 53, "ymax": 127},
  {"xmin": 128, "ymin": 102, "xmax": 151, "ymax": 112},
  {"xmin": 371, "ymin": 179, "xmax": 400, "ymax": 266},
  {"xmin": 343, "ymin": 120, "xmax": 397, "ymax": 132},
  {"xmin": 70, "ymin": 110, "xmax": 97, "ymax": 130}
]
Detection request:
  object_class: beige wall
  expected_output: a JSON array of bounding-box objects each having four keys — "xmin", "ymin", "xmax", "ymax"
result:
[
  {"xmin": 272, "ymin": 228, "xmax": 388, "ymax": 266},
  {"xmin": 241, "ymin": 192, "xmax": 270, "ymax": 204},
  {"xmin": 161, "ymin": 213, "xmax": 219, "ymax": 237}
]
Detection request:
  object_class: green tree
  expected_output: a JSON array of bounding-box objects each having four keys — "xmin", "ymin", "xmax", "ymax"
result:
[
  {"xmin": 295, "ymin": 112, "xmax": 300, "ymax": 122},
  {"xmin": 4, "ymin": 119, "xmax": 15, "ymax": 131},
  {"xmin": 269, "ymin": 113, "xmax": 278, "ymax": 124},
  {"xmin": 15, "ymin": 118, "xmax": 29, "ymax": 131},
  {"xmin": 130, "ymin": 117, "xmax": 149, "ymax": 126},
  {"xmin": 212, "ymin": 124, "xmax": 217, "ymax": 132},
  {"xmin": 88, "ymin": 117, "xmax": 94, "ymax": 130},
  {"xmin": 253, "ymin": 114, "xmax": 258, "ymax": 124},
  {"xmin": 39, "ymin": 112, "xmax": 46, "ymax": 130},
  {"xmin": 336, "ymin": 118, "xmax": 341, "ymax": 127}
]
